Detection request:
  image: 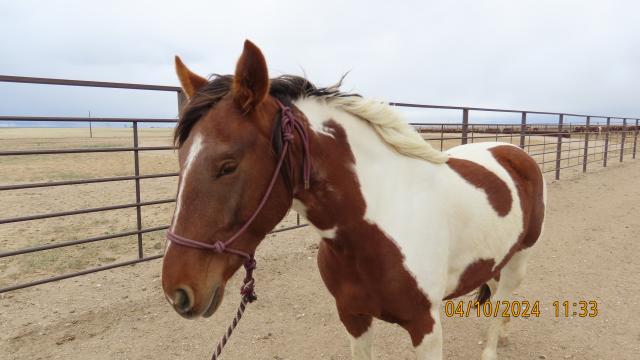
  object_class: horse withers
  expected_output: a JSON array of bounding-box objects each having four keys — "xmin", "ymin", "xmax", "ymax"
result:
[{"xmin": 161, "ymin": 40, "xmax": 546, "ymax": 360}]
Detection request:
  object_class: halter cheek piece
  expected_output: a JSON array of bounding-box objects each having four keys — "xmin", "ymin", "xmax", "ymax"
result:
[{"xmin": 165, "ymin": 99, "xmax": 311, "ymax": 303}]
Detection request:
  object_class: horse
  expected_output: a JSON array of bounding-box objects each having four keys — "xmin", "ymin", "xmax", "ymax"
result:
[{"xmin": 162, "ymin": 40, "xmax": 546, "ymax": 360}]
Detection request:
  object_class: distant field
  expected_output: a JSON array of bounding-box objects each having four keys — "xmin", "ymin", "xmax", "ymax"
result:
[
  {"xmin": 422, "ymin": 131, "xmax": 618, "ymax": 173},
  {"xmin": 0, "ymin": 126, "xmax": 628, "ymax": 288},
  {"xmin": 0, "ymin": 127, "xmax": 174, "ymax": 140}
]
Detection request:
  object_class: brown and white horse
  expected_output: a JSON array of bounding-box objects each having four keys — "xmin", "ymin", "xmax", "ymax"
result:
[{"xmin": 162, "ymin": 40, "xmax": 546, "ymax": 360}]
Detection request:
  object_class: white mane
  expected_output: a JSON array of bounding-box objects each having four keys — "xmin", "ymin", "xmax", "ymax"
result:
[{"xmin": 327, "ymin": 96, "xmax": 449, "ymax": 164}]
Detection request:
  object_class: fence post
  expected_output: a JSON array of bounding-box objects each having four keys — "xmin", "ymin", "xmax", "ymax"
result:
[
  {"xmin": 603, "ymin": 117, "xmax": 611, "ymax": 167},
  {"xmin": 88, "ymin": 110, "xmax": 93, "ymax": 138},
  {"xmin": 177, "ymin": 90, "xmax": 187, "ymax": 112},
  {"xmin": 620, "ymin": 118, "xmax": 627, "ymax": 162},
  {"xmin": 555, "ymin": 114, "xmax": 564, "ymax": 180},
  {"xmin": 133, "ymin": 121, "xmax": 143, "ymax": 259},
  {"xmin": 582, "ymin": 116, "xmax": 590, "ymax": 172},
  {"xmin": 633, "ymin": 119, "xmax": 639, "ymax": 159},
  {"xmin": 519, "ymin": 112, "xmax": 527, "ymax": 149},
  {"xmin": 461, "ymin": 109, "xmax": 469, "ymax": 145}
]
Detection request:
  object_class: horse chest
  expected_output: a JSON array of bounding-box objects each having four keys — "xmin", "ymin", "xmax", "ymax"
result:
[{"xmin": 316, "ymin": 232, "xmax": 433, "ymax": 324}]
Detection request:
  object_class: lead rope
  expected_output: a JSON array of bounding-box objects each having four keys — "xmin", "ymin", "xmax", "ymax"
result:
[
  {"xmin": 211, "ymin": 297, "xmax": 249, "ymax": 360},
  {"xmin": 210, "ymin": 258, "xmax": 256, "ymax": 360},
  {"xmin": 167, "ymin": 99, "xmax": 310, "ymax": 360}
]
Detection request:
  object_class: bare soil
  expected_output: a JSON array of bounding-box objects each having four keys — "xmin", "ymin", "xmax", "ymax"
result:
[{"xmin": 1, "ymin": 128, "xmax": 639, "ymax": 359}]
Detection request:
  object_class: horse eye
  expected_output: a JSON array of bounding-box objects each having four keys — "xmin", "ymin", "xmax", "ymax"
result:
[{"xmin": 216, "ymin": 162, "xmax": 237, "ymax": 178}]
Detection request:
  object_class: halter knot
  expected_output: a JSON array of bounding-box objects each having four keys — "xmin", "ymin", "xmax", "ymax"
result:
[
  {"xmin": 212, "ymin": 241, "xmax": 226, "ymax": 253},
  {"xmin": 243, "ymin": 257, "xmax": 257, "ymax": 271},
  {"xmin": 240, "ymin": 278, "xmax": 257, "ymax": 302},
  {"xmin": 282, "ymin": 132, "xmax": 295, "ymax": 141}
]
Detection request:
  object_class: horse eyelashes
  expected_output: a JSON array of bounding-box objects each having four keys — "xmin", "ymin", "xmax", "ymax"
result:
[{"xmin": 216, "ymin": 162, "xmax": 237, "ymax": 178}]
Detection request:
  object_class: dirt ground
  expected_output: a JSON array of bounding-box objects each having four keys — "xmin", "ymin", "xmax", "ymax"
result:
[{"xmin": 1, "ymin": 128, "xmax": 639, "ymax": 359}]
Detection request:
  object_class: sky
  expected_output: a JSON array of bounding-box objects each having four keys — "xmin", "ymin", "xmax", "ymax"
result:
[{"xmin": 1, "ymin": 0, "xmax": 639, "ymax": 126}]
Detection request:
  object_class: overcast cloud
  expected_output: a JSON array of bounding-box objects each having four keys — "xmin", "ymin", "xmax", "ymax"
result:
[{"xmin": 1, "ymin": 0, "xmax": 638, "ymax": 124}]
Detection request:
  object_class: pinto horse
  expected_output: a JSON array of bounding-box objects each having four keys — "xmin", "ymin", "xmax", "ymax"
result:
[{"xmin": 162, "ymin": 40, "xmax": 546, "ymax": 360}]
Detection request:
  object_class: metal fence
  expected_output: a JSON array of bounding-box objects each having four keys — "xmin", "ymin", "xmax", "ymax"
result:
[
  {"xmin": 0, "ymin": 75, "xmax": 638, "ymax": 294},
  {"xmin": 396, "ymin": 103, "xmax": 639, "ymax": 179}
]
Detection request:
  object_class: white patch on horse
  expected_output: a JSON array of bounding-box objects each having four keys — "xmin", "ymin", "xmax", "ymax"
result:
[
  {"xmin": 321, "ymin": 124, "xmax": 337, "ymax": 138},
  {"xmin": 348, "ymin": 325, "xmax": 374, "ymax": 360},
  {"xmin": 292, "ymin": 198, "xmax": 337, "ymax": 239},
  {"xmin": 306, "ymin": 115, "xmax": 336, "ymax": 139},
  {"xmin": 169, "ymin": 134, "xmax": 205, "ymax": 247},
  {"xmin": 311, "ymin": 122, "xmax": 334, "ymax": 138},
  {"xmin": 294, "ymin": 97, "xmax": 531, "ymax": 302}
]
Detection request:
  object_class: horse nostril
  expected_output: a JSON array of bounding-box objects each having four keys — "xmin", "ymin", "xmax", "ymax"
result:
[{"xmin": 173, "ymin": 287, "xmax": 193, "ymax": 313}]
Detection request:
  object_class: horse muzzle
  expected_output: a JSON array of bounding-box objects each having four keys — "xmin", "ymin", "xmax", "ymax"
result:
[{"xmin": 166, "ymin": 282, "xmax": 224, "ymax": 319}]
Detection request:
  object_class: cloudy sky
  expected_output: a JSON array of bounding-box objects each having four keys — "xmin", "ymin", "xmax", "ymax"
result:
[{"xmin": 1, "ymin": 0, "xmax": 639, "ymax": 125}]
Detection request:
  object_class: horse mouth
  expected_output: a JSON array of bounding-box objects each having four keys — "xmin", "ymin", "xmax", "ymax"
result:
[{"xmin": 203, "ymin": 287, "xmax": 223, "ymax": 318}]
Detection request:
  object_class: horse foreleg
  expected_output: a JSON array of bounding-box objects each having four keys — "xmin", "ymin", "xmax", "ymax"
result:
[
  {"xmin": 338, "ymin": 310, "xmax": 374, "ymax": 360},
  {"xmin": 406, "ymin": 305, "xmax": 442, "ymax": 360}
]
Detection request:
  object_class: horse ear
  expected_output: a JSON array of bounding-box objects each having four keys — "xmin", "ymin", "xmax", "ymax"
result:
[
  {"xmin": 232, "ymin": 40, "xmax": 269, "ymax": 112},
  {"xmin": 175, "ymin": 56, "xmax": 208, "ymax": 98}
]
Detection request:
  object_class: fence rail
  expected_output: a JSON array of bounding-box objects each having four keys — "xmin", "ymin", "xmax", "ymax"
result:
[{"xmin": 0, "ymin": 75, "xmax": 638, "ymax": 293}]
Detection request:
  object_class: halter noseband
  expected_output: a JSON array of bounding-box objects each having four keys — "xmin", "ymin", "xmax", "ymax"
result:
[{"xmin": 165, "ymin": 99, "xmax": 311, "ymax": 302}]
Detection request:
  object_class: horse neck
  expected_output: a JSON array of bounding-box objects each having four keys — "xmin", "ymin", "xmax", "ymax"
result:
[{"xmin": 291, "ymin": 97, "xmax": 443, "ymax": 245}]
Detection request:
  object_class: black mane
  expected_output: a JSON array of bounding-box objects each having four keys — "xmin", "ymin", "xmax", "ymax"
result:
[{"xmin": 174, "ymin": 74, "xmax": 359, "ymax": 146}]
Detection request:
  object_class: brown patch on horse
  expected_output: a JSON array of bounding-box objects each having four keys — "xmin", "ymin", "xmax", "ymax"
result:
[
  {"xmin": 444, "ymin": 259, "xmax": 496, "ymax": 300},
  {"xmin": 297, "ymin": 120, "xmax": 434, "ymax": 346},
  {"xmin": 447, "ymin": 158, "xmax": 512, "ymax": 216},
  {"xmin": 489, "ymin": 145, "xmax": 545, "ymax": 249},
  {"xmin": 233, "ymin": 40, "xmax": 270, "ymax": 112},
  {"xmin": 175, "ymin": 56, "xmax": 208, "ymax": 98}
]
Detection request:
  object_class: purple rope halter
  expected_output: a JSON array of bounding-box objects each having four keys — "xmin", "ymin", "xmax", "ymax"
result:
[{"xmin": 166, "ymin": 99, "xmax": 311, "ymax": 360}]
